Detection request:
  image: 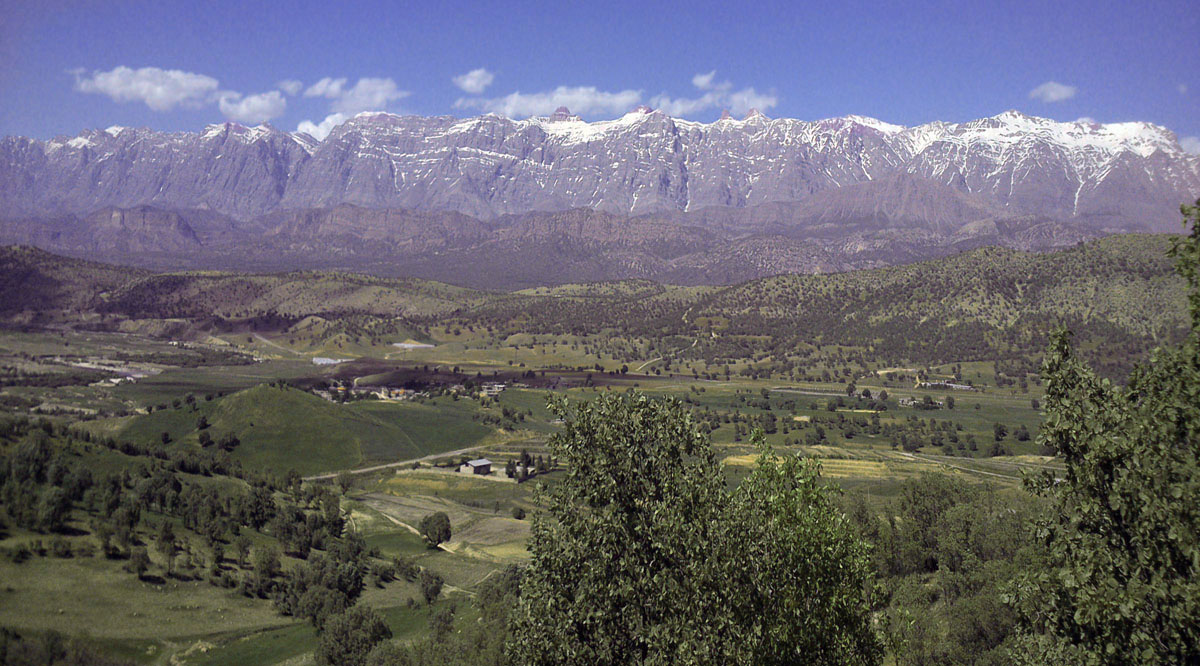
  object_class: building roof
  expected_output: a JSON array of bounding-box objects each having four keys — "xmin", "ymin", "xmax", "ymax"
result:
[{"xmin": 467, "ymin": 459, "xmax": 492, "ymax": 467}]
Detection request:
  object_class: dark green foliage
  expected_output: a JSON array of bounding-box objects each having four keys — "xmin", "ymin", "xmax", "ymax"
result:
[
  {"xmin": 128, "ymin": 547, "xmax": 150, "ymax": 579},
  {"xmin": 418, "ymin": 511, "xmax": 451, "ymax": 548},
  {"xmin": 35, "ymin": 485, "xmax": 71, "ymax": 533},
  {"xmin": 0, "ymin": 628, "xmax": 134, "ymax": 666},
  {"xmin": 1007, "ymin": 202, "xmax": 1200, "ymax": 665},
  {"xmin": 510, "ymin": 392, "xmax": 880, "ymax": 665},
  {"xmin": 511, "ymin": 393, "xmax": 729, "ymax": 664},
  {"xmin": 429, "ymin": 603, "xmax": 456, "ymax": 642},
  {"xmin": 855, "ymin": 474, "xmax": 1037, "ymax": 666},
  {"xmin": 721, "ymin": 444, "xmax": 882, "ymax": 665},
  {"xmin": 370, "ymin": 564, "xmax": 521, "ymax": 665},
  {"xmin": 275, "ymin": 532, "xmax": 369, "ymax": 628},
  {"xmin": 890, "ymin": 473, "xmax": 972, "ymax": 575},
  {"xmin": 315, "ymin": 605, "xmax": 393, "ymax": 666},
  {"xmin": 156, "ymin": 520, "xmax": 178, "ymax": 576},
  {"xmin": 419, "ymin": 569, "xmax": 443, "ymax": 605}
]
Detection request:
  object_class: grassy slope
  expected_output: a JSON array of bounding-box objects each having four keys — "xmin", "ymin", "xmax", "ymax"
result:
[{"xmin": 108, "ymin": 385, "xmax": 493, "ymax": 475}]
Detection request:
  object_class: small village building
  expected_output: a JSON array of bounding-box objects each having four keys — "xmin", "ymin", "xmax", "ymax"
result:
[{"xmin": 466, "ymin": 459, "xmax": 492, "ymax": 475}]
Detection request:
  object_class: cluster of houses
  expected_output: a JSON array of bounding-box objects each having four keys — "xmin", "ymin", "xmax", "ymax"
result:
[
  {"xmin": 898, "ymin": 396, "xmax": 945, "ymax": 408},
  {"xmin": 314, "ymin": 384, "xmax": 431, "ymax": 402},
  {"xmin": 314, "ymin": 381, "xmax": 514, "ymax": 403},
  {"xmin": 312, "ymin": 377, "xmax": 519, "ymax": 403},
  {"xmin": 916, "ymin": 380, "xmax": 978, "ymax": 391}
]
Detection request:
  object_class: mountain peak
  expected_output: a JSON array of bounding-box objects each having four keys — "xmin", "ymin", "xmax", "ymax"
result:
[
  {"xmin": 548, "ymin": 106, "xmax": 581, "ymax": 122},
  {"xmin": 842, "ymin": 115, "xmax": 905, "ymax": 133}
]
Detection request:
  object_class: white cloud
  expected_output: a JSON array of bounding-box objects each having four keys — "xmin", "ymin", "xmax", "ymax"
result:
[
  {"xmin": 452, "ymin": 68, "xmax": 495, "ymax": 94},
  {"xmin": 651, "ymin": 71, "xmax": 777, "ymax": 118},
  {"xmin": 218, "ymin": 90, "xmax": 287, "ymax": 124},
  {"xmin": 454, "ymin": 86, "xmax": 642, "ymax": 118},
  {"xmin": 1028, "ymin": 80, "xmax": 1077, "ymax": 103},
  {"xmin": 1181, "ymin": 136, "xmax": 1200, "ymax": 154},
  {"xmin": 297, "ymin": 76, "xmax": 409, "ymax": 142},
  {"xmin": 725, "ymin": 88, "xmax": 778, "ymax": 116},
  {"xmin": 650, "ymin": 92, "xmax": 721, "ymax": 117},
  {"xmin": 296, "ymin": 113, "xmax": 349, "ymax": 141},
  {"xmin": 73, "ymin": 66, "xmax": 219, "ymax": 111},
  {"xmin": 277, "ymin": 79, "xmax": 302, "ymax": 96},
  {"xmin": 692, "ymin": 70, "xmax": 718, "ymax": 90},
  {"xmin": 305, "ymin": 77, "xmax": 408, "ymax": 114},
  {"xmin": 1179, "ymin": 83, "xmax": 1188, "ymax": 95},
  {"xmin": 333, "ymin": 78, "xmax": 408, "ymax": 114},
  {"xmin": 304, "ymin": 77, "xmax": 347, "ymax": 98},
  {"xmin": 1074, "ymin": 116, "xmax": 1097, "ymax": 125}
]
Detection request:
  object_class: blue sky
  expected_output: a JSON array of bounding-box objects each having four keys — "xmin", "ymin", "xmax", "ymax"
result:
[{"xmin": 0, "ymin": 0, "xmax": 1196, "ymax": 146}]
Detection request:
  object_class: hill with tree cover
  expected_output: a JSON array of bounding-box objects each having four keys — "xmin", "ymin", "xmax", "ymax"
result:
[{"xmin": 0, "ymin": 233, "xmax": 1187, "ymax": 377}]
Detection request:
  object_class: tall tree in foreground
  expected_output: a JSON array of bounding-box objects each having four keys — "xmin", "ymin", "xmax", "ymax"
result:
[
  {"xmin": 721, "ymin": 445, "xmax": 882, "ymax": 665},
  {"xmin": 509, "ymin": 392, "xmax": 881, "ymax": 665},
  {"xmin": 1008, "ymin": 201, "xmax": 1200, "ymax": 665}
]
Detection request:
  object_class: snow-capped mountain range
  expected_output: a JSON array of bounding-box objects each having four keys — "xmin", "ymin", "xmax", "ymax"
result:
[
  {"xmin": 0, "ymin": 108, "xmax": 1197, "ymax": 287},
  {"xmin": 3, "ymin": 108, "xmax": 1197, "ymax": 229}
]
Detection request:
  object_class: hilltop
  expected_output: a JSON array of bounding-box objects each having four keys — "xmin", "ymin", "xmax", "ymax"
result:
[{"xmin": 0, "ymin": 234, "xmax": 1186, "ymax": 373}]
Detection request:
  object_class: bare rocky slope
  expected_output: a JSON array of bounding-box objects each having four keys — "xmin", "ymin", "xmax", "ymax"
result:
[{"xmin": 1, "ymin": 109, "xmax": 1196, "ymax": 287}]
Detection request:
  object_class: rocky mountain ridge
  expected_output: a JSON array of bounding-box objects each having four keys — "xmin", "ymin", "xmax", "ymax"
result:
[
  {"xmin": 1, "ymin": 109, "xmax": 1196, "ymax": 288},
  {"xmin": 4, "ymin": 109, "xmax": 1197, "ymax": 230}
]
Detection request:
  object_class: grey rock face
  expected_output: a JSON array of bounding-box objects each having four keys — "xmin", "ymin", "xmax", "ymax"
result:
[
  {"xmin": 2, "ymin": 110, "xmax": 1196, "ymax": 233},
  {"xmin": 0, "ymin": 123, "xmax": 311, "ymax": 220}
]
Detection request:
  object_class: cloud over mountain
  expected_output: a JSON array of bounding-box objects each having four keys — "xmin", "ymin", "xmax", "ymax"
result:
[
  {"xmin": 1029, "ymin": 81, "xmax": 1078, "ymax": 103},
  {"xmin": 72, "ymin": 66, "xmax": 219, "ymax": 111},
  {"xmin": 454, "ymin": 85, "xmax": 642, "ymax": 118},
  {"xmin": 218, "ymin": 90, "xmax": 287, "ymax": 124},
  {"xmin": 650, "ymin": 72, "xmax": 777, "ymax": 117},
  {"xmin": 453, "ymin": 68, "xmax": 495, "ymax": 94}
]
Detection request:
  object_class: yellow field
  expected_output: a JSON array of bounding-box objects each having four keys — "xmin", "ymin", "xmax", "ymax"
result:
[{"xmin": 722, "ymin": 451, "xmax": 948, "ymax": 481}]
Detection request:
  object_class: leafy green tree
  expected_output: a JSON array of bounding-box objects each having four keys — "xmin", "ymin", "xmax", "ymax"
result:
[
  {"xmin": 36, "ymin": 486, "xmax": 71, "ymax": 533},
  {"xmin": 315, "ymin": 605, "xmax": 392, "ymax": 666},
  {"xmin": 1007, "ymin": 201, "xmax": 1200, "ymax": 665},
  {"xmin": 419, "ymin": 512, "xmax": 451, "ymax": 548},
  {"xmin": 156, "ymin": 521, "xmax": 178, "ymax": 576},
  {"xmin": 128, "ymin": 547, "xmax": 150, "ymax": 580},
  {"xmin": 243, "ymin": 484, "xmax": 275, "ymax": 530},
  {"xmin": 511, "ymin": 392, "xmax": 881, "ymax": 666},
  {"xmin": 992, "ymin": 422, "xmax": 1007, "ymax": 441},
  {"xmin": 429, "ymin": 603, "xmax": 456, "ymax": 642},
  {"xmin": 511, "ymin": 393, "xmax": 727, "ymax": 664},
  {"xmin": 419, "ymin": 569, "xmax": 443, "ymax": 605},
  {"xmin": 232, "ymin": 533, "xmax": 251, "ymax": 567},
  {"xmin": 720, "ymin": 442, "xmax": 882, "ymax": 665}
]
